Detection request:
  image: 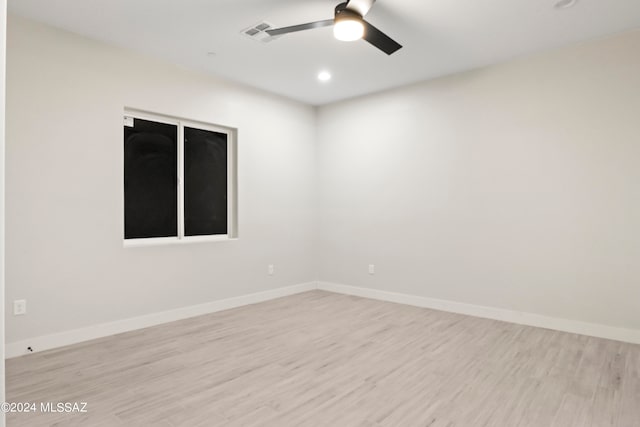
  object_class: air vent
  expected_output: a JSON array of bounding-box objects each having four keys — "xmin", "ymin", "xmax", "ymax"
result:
[{"xmin": 241, "ymin": 22, "xmax": 280, "ymax": 43}]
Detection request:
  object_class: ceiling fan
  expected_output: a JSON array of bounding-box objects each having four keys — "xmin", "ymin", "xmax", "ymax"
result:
[{"xmin": 266, "ymin": 0, "xmax": 402, "ymax": 55}]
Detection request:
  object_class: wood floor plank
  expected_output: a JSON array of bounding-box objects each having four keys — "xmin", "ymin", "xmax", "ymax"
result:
[{"xmin": 5, "ymin": 290, "xmax": 640, "ymax": 426}]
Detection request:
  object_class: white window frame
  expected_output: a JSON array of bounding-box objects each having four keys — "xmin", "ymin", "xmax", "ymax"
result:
[{"xmin": 123, "ymin": 109, "xmax": 238, "ymax": 247}]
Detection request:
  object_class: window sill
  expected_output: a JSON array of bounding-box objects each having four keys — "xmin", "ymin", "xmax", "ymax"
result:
[{"xmin": 123, "ymin": 235, "xmax": 237, "ymax": 248}]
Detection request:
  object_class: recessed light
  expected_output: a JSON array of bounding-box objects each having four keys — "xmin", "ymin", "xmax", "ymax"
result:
[
  {"xmin": 554, "ymin": 0, "xmax": 578, "ymax": 9},
  {"xmin": 318, "ymin": 71, "xmax": 332, "ymax": 82}
]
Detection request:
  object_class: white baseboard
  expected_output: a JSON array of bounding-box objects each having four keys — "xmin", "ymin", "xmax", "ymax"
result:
[
  {"xmin": 5, "ymin": 282, "xmax": 317, "ymax": 359},
  {"xmin": 8, "ymin": 280, "xmax": 640, "ymax": 358},
  {"xmin": 317, "ymin": 281, "xmax": 640, "ymax": 345}
]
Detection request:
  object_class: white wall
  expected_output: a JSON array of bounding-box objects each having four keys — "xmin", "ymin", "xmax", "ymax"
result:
[
  {"xmin": 1, "ymin": 0, "xmax": 6, "ymax": 421},
  {"xmin": 317, "ymin": 30, "xmax": 640, "ymax": 330},
  {"xmin": 5, "ymin": 15, "xmax": 317, "ymax": 345}
]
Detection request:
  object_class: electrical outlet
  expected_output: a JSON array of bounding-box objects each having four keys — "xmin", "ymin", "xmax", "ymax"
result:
[
  {"xmin": 268, "ymin": 264, "xmax": 275, "ymax": 276},
  {"xmin": 368, "ymin": 264, "xmax": 375, "ymax": 275},
  {"xmin": 14, "ymin": 299, "xmax": 27, "ymax": 315}
]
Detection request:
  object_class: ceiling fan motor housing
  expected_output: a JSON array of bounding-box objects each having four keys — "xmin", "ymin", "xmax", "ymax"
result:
[{"xmin": 335, "ymin": 2, "xmax": 363, "ymax": 21}]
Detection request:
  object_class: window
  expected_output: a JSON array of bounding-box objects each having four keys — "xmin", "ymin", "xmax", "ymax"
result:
[{"xmin": 123, "ymin": 111, "xmax": 237, "ymax": 245}]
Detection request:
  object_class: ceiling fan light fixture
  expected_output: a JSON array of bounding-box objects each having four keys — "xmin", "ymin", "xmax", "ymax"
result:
[
  {"xmin": 333, "ymin": 19, "xmax": 364, "ymax": 41},
  {"xmin": 333, "ymin": 7, "xmax": 364, "ymax": 42}
]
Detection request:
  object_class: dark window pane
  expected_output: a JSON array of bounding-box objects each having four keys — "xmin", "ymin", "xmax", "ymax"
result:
[
  {"xmin": 184, "ymin": 127, "xmax": 228, "ymax": 236},
  {"xmin": 124, "ymin": 118, "xmax": 178, "ymax": 239}
]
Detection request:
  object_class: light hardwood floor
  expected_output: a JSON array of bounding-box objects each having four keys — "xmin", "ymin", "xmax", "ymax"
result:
[{"xmin": 6, "ymin": 290, "xmax": 640, "ymax": 426}]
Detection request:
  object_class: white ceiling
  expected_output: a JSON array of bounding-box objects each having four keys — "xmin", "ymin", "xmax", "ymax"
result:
[{"xmin": 8, "ymin": 0, "xmax": 640, "ymax": 105}]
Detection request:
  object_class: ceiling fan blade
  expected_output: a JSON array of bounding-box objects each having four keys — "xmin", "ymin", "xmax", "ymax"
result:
[
  {"xmin": 266, "ymin": 19, "xmax": 334, "ymax": 36},
  {"xmin": 362, "ymin": 20, "xmax": 402, "ymax": 55},
  {"xmin": 345, "ymin": 0, "xmax": 376, "ymax": 17}
]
